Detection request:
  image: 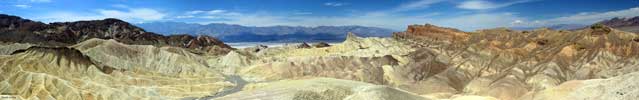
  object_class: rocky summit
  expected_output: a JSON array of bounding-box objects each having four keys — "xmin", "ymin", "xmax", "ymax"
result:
[{"xmin": 2, "ymin": 13, "xmax": 639, "ymax": 100}]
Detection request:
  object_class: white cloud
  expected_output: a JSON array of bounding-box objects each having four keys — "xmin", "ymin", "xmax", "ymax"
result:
[
  {"xmin": 395, "ymin": 0, "xmax": 446, "ymax": 11},
  {"xmin": 180, "ymin": 9, "xmax": 242, "ymax": 20},
  {"xmin": 457, "ymin": 0, "xmax": 535, "ymax": 10},
  {"xmin": 97, "ymin": 8, "xmax": 166, "ymax": 21},
  {"xmin": 546, "ymin": 7, "xmax": 639, "ymax": 25},
  {"xmin": 507, "ymin": 7, "xmax": 639, "ymax": 27},
  {"xmin": 324, "ymin": 2, "xmax": 348, "ymax": 7},
  {"xmin": 200, "ymin": 16, "xmax": 219, "ymax": 19},
  {"xmin": 36, "ymin": 12, "xmax": 105, "ymax": 22},
  {"xmin": 186, "ymin": 10, "xmax": 239, "ymax": 15},
  {"xmin": 187, "ymin": 10, "xmax": 205, "ymax": 15},
  {"xmin": 176, "ymin": 15, "xmax": 195, "ymax": 19},
  {"xmin": 14, "ymin": 5, "xmax": 31, "ymax": 8},
  {"xmin": 205, "ymin": 10, "xmax": 227, "ymax": 15},
  {"xmin": 35, "ymin": 8, "xmax": 166, "ymax": 23},
  {"xmin": 511, "ymin": 19, "xmax": 524, "ymax": 25}
]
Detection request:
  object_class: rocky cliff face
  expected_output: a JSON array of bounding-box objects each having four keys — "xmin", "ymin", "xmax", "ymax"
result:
[
  {"xmin": 393, "ymin": 24, "xmax": 469, "ymax": 43},
  {"xmin": 390, "ymin": 23, "xmax": 639, "ymax": 99},
  {"xmin": 0, "ymin": 14, "xmax": 231, "ymax": 54}
]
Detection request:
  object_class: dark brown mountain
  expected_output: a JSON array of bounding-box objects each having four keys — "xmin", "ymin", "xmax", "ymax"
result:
[
  {"xmin": 596, "ymin": 16, "xmax": 639, "ymax": 33},
  {"xmin": 0, "ymin": 14, "xmax": 231, "ymax": 53},
  {"xmin": 393, "ymin": 24, "xmax": 469, "ymax": 43}
]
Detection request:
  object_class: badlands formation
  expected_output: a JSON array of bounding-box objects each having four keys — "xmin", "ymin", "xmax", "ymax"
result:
[{"xmin": 1, "ymin": 14, "xmax": 639, "ymax": 100}]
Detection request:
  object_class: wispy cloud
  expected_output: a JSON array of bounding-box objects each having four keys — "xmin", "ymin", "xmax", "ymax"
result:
[
  {"xmin": 176, "ymin": 15, "xmax": 195, "ymax": 19},
  {"xmin": 37, "ymin": 12, "xmax": 105, "ymax": 22},
  {"xmin": 179, "ymin": 9, "xmax": 242, "ymax": 19},
  {"xmin": 186, "ymin": 10, "xmax": 240, "ymax": 15},
  {"xmin": 36, "ymin": 8, "xmax": 167, "ymax": 23},
  {"xmin": 457, "ymin": 0, "xmax": 537, "ymax": 10},
  {"xmin": 324, "ymin": 2, "xmax": 348, "ymax": 7},
  {"xmin": 546, "ymin": 7, "xmax": 639, "ymax": 25},
  {"xmin": 509, "ymin": 7, "xmax": 639, "ymax": 27},
  {"xmin": 97, "ymin": 8, "xmax": 166, "ymax": 21},
  {"xmin": 14, "ymin": 4, "xmax": 31, "ymax": 8},
  {"xmin": 394, "ymin": 0, "xmax": 446, "ymax": 11}
]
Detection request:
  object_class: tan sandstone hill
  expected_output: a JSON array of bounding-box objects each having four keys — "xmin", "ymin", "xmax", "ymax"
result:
[{"xmin": 0, "ymin": 39, "xmax": 233, "ymax": 99}]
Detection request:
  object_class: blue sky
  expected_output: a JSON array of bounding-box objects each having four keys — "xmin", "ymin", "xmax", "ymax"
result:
[{"xmin": 1, "ymin": 0, "xmax": 639, "ymax": 31}]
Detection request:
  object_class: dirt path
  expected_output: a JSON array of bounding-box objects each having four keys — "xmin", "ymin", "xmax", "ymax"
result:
[{"xmin": 181, "ymin": 75, "xmax": 248, "ymax": 100}]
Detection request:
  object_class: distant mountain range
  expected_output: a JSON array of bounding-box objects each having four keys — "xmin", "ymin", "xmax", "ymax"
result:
[
  {"xmin": 0, "ymin": 14, "xmax": 231, "ymax": 51},
  {"xmin": 596, "ymin": 16, "xmax": 639, "ymax": 33},
  {"xmin": 510, "ymin": 24, "xmax": 587, "ymax": 31},
  {"xmin": 135, "ymin": 22, "xmax": 397, "ymax": 42},
  {"xmin": 511, "ymin": 16, "xmax": 639, "ymax": 33}
]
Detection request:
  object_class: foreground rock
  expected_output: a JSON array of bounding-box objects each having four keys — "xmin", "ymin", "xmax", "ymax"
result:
[
  {"xmin": 0, "ymin": 39, "xmax": 230, "ymax": 99},
  {"xmin": 390, "ymin": 23, "xmax": 639, "ymax": 99},
  {"xmin": 520, "ymin": 71, "xmax": 639, "ymax": 100}
]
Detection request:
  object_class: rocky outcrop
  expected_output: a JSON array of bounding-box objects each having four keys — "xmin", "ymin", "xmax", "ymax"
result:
[
  {"xmin": 520, "ymin": 71, "xmax": 639, "ymax": 100},
  {"xmin": 0, "ymin": 39, "xmax": 231, "ymax": 100},
  {"xmin": 393, "ymin": 24, "xmax": 469, "ymax": 43},
  {"xmin": 0, "ymin": 14, "xmax": 231, "ymax": 54},
  {"xmin": 384, "ymin": 23, "xmax": 639, "ymax": 99},
  {"xmin": 71, "ymin": 38, "xmax": 221, "ymax": 77},
  {"xmin": 312, "ymin": 42, "xmax": 331, "ymax": 48},
  {"xmin": 0, "ymin": 42, "xmax": 32, "ymax": 55},
  {"xmin": 294, "ymin": 42, "xmax": 312, "ymax": 48}
]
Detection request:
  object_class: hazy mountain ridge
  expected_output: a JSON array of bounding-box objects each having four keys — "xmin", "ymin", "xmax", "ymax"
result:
[
  {"xmin": 136, "ymin": 22, "xmax": 397, "ymax": 42},
  {"xmin": 596, "ymin": 16, "xmax": 639, "ymax": 33},
  {"xmin": 0, "ymin": 14, "xmax": 232, "ymax": 55},
  {"xmin": 511, "ymin": 16, "xmax": 639, "ymax": 33},
  {"xmin": 510, "ymin": 24, "xmax": 587, "ymax": 31}
]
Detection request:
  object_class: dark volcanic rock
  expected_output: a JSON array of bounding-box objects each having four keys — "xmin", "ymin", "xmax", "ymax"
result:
[
  {"xmin": 296, "ymin": 42, "xmax": 311, "ymax": 48},
  {"xmin": 0, "ymin": 14, "xmax": 231, "ymax": 52},
  {"xmin": 312, "ymin": 42, "xmax": 331, "ymax": 48}
]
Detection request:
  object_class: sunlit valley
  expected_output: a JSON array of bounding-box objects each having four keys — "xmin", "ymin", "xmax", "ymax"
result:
[{"xmin": 1, "ymin": 0, "xmax": 639, "ymax": 100}]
